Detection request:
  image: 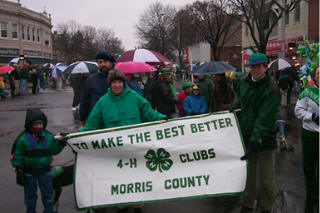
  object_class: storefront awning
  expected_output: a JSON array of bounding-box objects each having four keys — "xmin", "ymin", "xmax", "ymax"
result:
[{"xmin": 266, "ymin": 36, "xmax": 303, "ymax": 57}]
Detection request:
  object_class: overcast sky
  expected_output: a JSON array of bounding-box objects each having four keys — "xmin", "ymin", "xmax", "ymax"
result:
[{"xmin": 12, "ymin": 0, "xmax": 197, "ymax": 50}]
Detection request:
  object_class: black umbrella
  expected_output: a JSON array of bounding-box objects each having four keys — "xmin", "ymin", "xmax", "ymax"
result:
[{"xmin": 190, "ymin": 61, "xmax": 236, "ymax": 76}]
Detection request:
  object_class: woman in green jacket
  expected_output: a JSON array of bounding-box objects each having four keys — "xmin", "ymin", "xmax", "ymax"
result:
[{"xmin": 81, "ymin": 69, "xmax": 166, "ymax": 132}]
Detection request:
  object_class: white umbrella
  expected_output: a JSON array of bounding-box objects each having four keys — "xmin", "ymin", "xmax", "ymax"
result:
[
  {"xmin": 64, "ymin": 61, "xmax": 98, "ymax": 74},
  {"xmin": 9, "ymin": 57, "xmax": 19, "ymax": 65},
  {"xmin": 52, "ymin": 63, "xmax": 67, "ymax": 78},
  {"xmin": 268, "ymin": 57, "xmax": 294, "ymax": 71}
]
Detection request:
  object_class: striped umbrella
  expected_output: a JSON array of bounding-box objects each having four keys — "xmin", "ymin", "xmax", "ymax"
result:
[
  {"xmin": 117, "ymin": 49, "xmax": 172, "ymax": 66},
  {"xmin": 64, "ymin": 61, "xmax": 98, "ymax": 75},
  {"xmin": 268, "ymin": 57, "xmax": 294, "ymax": 71}
]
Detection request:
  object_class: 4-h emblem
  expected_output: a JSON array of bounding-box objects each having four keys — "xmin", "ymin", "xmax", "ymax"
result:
[{"xmin": 144, "ymin": 148, "xmax": 173, "ymax": 172}]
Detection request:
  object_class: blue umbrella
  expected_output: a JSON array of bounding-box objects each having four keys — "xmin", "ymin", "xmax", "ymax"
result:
[
  {"xmin": 52, "ymin": 63, "xmax": 67, "ymax": 78},
  {"xmin": 64, "ymin": 61, "xmax": 98, "ymax": 75},
  {"xmin": 190, "ymin": 61, "xmax": 236, "ymax": 76}
]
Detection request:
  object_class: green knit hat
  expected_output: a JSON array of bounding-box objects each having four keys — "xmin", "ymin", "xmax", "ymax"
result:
[
  {"xmin": 159, "ymin": 68, "xmax": 171, "ymax": 75},
  {"xmin": 247, "ymin": 53, "xmax": 268, "ymax": 66},
  {"xmin": 182, "ymin": 81, "xmax": 192, "ymax": 89}
]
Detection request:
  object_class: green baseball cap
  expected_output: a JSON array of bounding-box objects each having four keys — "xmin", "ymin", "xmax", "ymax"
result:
[
  {"xmin": 247, "ymin": 53, "xmax": 268, "ymax": 66},
  {"xmin": 182, "ymin": 81, "xmax": 192, "ymax": 89}
]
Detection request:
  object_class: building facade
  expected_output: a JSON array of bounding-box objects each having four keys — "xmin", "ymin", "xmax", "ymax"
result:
[
  {"xmin": 242, "ymin": 0, "xmax": 319, "ymax": 62},
  {"xmin": 0, "ymin": 0, "xmax": 53, "ymax": 65}
]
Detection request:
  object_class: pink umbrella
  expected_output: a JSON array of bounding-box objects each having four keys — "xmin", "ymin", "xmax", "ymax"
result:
[
  {"xmin": 117, "ymin": 49, "xmax": 172, "ymax": 66},
  {"xmin": 0, "ymin": 65, "xmax": 14, "ymax": 75},
  {"xmin": 115, "ymin": 61, "xmax": 157, "ymax": 74}
]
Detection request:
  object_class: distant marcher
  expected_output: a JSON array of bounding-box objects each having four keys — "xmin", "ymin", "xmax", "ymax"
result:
[
  {"xmin": 30, "ymin": 65, "xmax": 38, "ymax": 94},
  {"xmin": 196, "ymin": 75, "xmax": 214, "ymax": 112},
  {"xmin": 232, "ymin": 53, "xmax": 280, "ymax": 213},
  {"xmin": 126, "ymin": 73, "xmax": 144, "ymax": 96},
  {"xmin": 79, "ymin": 50, "xmax": 115, "ymax": 126},
  {"xmin": 184, "ymin": 84, "xmax": 207, "ymax": 115},
  {"xmin": 211, "ymin": 73, "xmax": 235, "ymax": 112},
  {"xmin": 176, "ymin": 81, "xmax": 192, "ymax": 117},
  {"xmin": 69, "ymin": 73, "xmax": 85, "ymax": 110},
  {"xmin": 277, "ymin": 67, "xmax": 293, "ymax": 106},
  {"xmin": 155, "ymin": 68, "xmax": 179, "ymax": 118},
  {"xmin": 294, "ymin": 66, "xmax": 319, "ymax": 213},
  {"xmin": 19, "ymin": 64, "xmax": 29, "ymax": 95},
  {"xmin": 140, "ymin": 72, "xmax": 157, "ymax": 109},
  {"xmin": 0, "ymin": 73, "xmax": 7, "ymax": 99},
  {"xmin": 10, "ymin": 108, "xmax": 66, "ymax": 213}
]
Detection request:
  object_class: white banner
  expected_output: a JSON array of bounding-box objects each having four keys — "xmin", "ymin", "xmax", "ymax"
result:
[{"xmin": 68, "ymin": 112, "xmax": 247, "ymax": 210}]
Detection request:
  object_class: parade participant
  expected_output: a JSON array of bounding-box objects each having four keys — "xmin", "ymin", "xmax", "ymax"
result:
[
  {"xmin": 183, "ymin": 84, "xmax": 207, "ymax": 116},
  {"xmin": 30, "ymin": 65, "xmax": 38, "ymax": 94},
  {"xmin": 19, "ymin": 64, "xmax": 29, "ymax": 95},
  {"xmin": 295, "ymin": 66, "xmax": 319, "ymax": 213},
  {"xmin": 80, "ymin": 69, "xmax": 165, "ymax": 213},
  {"xmin": 69, "ymin": 73, "xmax": 86, "ymax": 110},
  {"xmin": 11, "ymin": 108, "xmax": 66, "ymax": 213},
  {"xmin": 79, "ymin": 50, "xmax": 115, "ymax": 126},
  {"xmin": 176, "ymin": 81, "xmax": 192, "ymax": 117},
  {"xmin": 231, "ymin": 53, "xmax": 280, "ymax": 213},
  {"xmin": 211, "ymin": 73, "xmax": 235, "ymax": 112},
  {"xmin": 140, "ymin": 72, "xmax": 157, "ymax": 109},
  {"xmin": 80, "ymin": 69, "xmax": 165, "ymax": 131},
  {"xmin": 196, "ymin": 75, "xmax": 214, "ymax": 112},
  {"xmin": 155, "ymin": 68, "xmax": 179, "ymax": 118}
]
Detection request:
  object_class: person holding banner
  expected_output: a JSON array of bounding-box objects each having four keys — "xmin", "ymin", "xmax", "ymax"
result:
[
  {"xmin": 80, "ymin": 69, "xmax": 166, "ymax": 213},
  {"xmin": 232, "ymin": 53, "xmax": 280, "ymax": 213},
  {"xmin": 183, "ymin": 84, "xmax": 208, "ymax": 116},
  {"xmin": 80, "ymin": 68, "xmax": 166, "ymax": 132}
]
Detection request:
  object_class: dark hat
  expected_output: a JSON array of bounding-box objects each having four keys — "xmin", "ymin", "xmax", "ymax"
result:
[
  {"xmin": 246, "ymin": 53, "xmax": 268, "ymax": 66},
  {"xmin": 108, "ymin": 69, "xmax": 126, "ymax": 84},
  {"xmin": 159, "ymin": 68, "xmax": 171, "ymax": 75},
  {"xmin": 96, "ymin": 50, "xmax": 116, "ymax": 62},
  {"xmin": 192, "ymin": 84, "xmax": 199, "ymax": 90},
  {"xmin": 24, "ymin": 108, "xmax": 47, "ymax": 133}
]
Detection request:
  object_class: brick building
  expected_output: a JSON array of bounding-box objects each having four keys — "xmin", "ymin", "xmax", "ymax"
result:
[{"xmin": 0, "ymin": 0, "xmax": 53, "ymax": 65}]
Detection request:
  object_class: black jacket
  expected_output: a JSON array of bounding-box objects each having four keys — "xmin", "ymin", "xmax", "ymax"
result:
[
  {"xmin": 79, "ymin": 72, "xmax": 109, "ymax": 121},
  {"xmin": 155, "ymin": 82, "xmax": 179, "ymax": 117}
]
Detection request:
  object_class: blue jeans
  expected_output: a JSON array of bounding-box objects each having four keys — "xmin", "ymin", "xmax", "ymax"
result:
[
  {"xmin": 24, "ymin": 171, "xmax": 54, "ymax": 213},
  {"xmin": 19, "ymin": 79, "xmax": 28, "ymax": 94}
]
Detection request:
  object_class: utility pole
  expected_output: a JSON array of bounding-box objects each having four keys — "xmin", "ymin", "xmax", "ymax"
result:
[{"xmin": 279, "ymin": 0, "xmax": 286, "ymax": 58}]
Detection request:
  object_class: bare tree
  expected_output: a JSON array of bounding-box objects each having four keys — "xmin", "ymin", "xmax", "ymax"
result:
[
  {"xmin": 53, "ymin": 21, "xmax": 124, "ymax": 64},
  {"xmin": 185, "ymin": 0, "xmax": 241, "ymax": 61},
  {"xmin": 227, "ymin": 0, "xmax": 301, "ymax": 53},
  {"xmin": 135, "ymin": 2, "xmax": 176, "ymax": 58}
]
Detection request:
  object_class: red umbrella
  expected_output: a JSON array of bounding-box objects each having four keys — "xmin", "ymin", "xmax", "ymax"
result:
[
  {"xmin": 117, "ymin": 49, "xmax": 172, "ymax": 66},
  {"xmin": 115, "ymin": 62, "xmax": 157, "ymax": 74},
  {"xmin": 0, "ymin": 65, "xmax": 14, "ymax": 75}
]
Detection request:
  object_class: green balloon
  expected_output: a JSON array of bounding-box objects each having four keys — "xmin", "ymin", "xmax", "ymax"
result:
[{"xmin": 51, "ymin": 166, "xmax": 64, "ymax": 178}]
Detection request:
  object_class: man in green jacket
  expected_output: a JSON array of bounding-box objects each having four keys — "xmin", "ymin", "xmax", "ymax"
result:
[
  {"xmin": 11, "ymin": 108, "xmax": 66, "ymax": 213},
  {"xmin": 197, "ymin": 75, "xmax": 214, "ymax": 112},
  {"xmin": 232, "ymin": 53, "xmax": 281, "ymax": 213}
]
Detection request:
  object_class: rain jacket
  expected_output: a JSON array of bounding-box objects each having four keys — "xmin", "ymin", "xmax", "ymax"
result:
[
  {"xmin": 79, "ymin": 72, "xmax": 109, "ymax": 121},
  {"xmin": 80, "ymin": 86, "xmax": 166, "ymax": 131},
  {"xmin": 295, "ymin": 85, "xmax": 319, "ymax": 133},
  {"xmin": 11, "ymin": 108, "xmax": 64, "ymax": 174},
  {"xmin": 233, "ymin": 72, "xmax": 280, "ymax": 148},
  {"xmin": 155, "ymin": 82, "xmax": 179, "ymax": 117},
  {"xmin": 142, "ymin": 76, "xmax": 156, "ymax": 109},
  {"xmin": 184, "ymin": 94, "xmax": 208, "ymax": 115}
]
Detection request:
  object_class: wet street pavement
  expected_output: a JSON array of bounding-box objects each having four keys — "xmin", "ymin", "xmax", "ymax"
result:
[{"xmin": 0, "ymin": 86, "xmax": 306, "ymax": 213}]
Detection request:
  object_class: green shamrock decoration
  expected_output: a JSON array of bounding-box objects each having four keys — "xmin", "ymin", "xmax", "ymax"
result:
[{"xmin": 144, "ymin": 148, "xmax": 173, "ymax": 172}]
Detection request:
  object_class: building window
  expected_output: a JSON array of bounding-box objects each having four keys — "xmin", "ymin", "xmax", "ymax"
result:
[
  {"xmin": 0, "ymin": 21, "xmax": 8, "ymax": 38},
  {"xmin": 27, "ymin": 26, "xmax": 30, "ymax": 40},
  {"xmin": 32, "ymin": 28, "xmax": 35, "ymax": 41},
  {"xmin": 37, "ymin": 29, "xmax": 40, "ymax": 42},
  {"xmin": 12, "ymin": 23, "xmax": 18, "ymax": 39},
  {"xmin": 21, "ymin": 25, "xmax": 25, "ymax": 39},
  {"xmin": 285, "ymin": 8, "xmax": 289, "ymax": 25},
  {"xmin": 295, "ymin": 2, "xmax": 300, "ymax": 22},
  {"xmin": 45, "ymin": 32, "xmax": 50, "ymax": 46}
]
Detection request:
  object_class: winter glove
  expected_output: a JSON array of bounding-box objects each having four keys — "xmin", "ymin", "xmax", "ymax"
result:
[
  {"xmin": 16, "ymin": 168, "xmax": 24, "ymax": 186},
  {"xmin": 57, "ymin": 132, "xmax": 69, "ymax": 147},
  {"xmin": 240, "ymin": 142, "xmax": 260, "ymax": 160},
  {"xmin": 163, "ymin": 116, "xmax": 169, "ymax": 121},
  {"xmin": 312, "ymin": 113, "xmax": 319, "ymax": 125}
]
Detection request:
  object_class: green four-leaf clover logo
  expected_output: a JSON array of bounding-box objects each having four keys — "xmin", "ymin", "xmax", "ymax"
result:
[{"xmin": 144, "ymin": 148, "xmax": 173, "ymax": 172}]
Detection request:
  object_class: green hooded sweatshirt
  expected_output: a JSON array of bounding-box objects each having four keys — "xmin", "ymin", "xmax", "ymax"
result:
[{"xmin": 81, "ymin": 86, "xmax": 165, "ymax": 132}]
